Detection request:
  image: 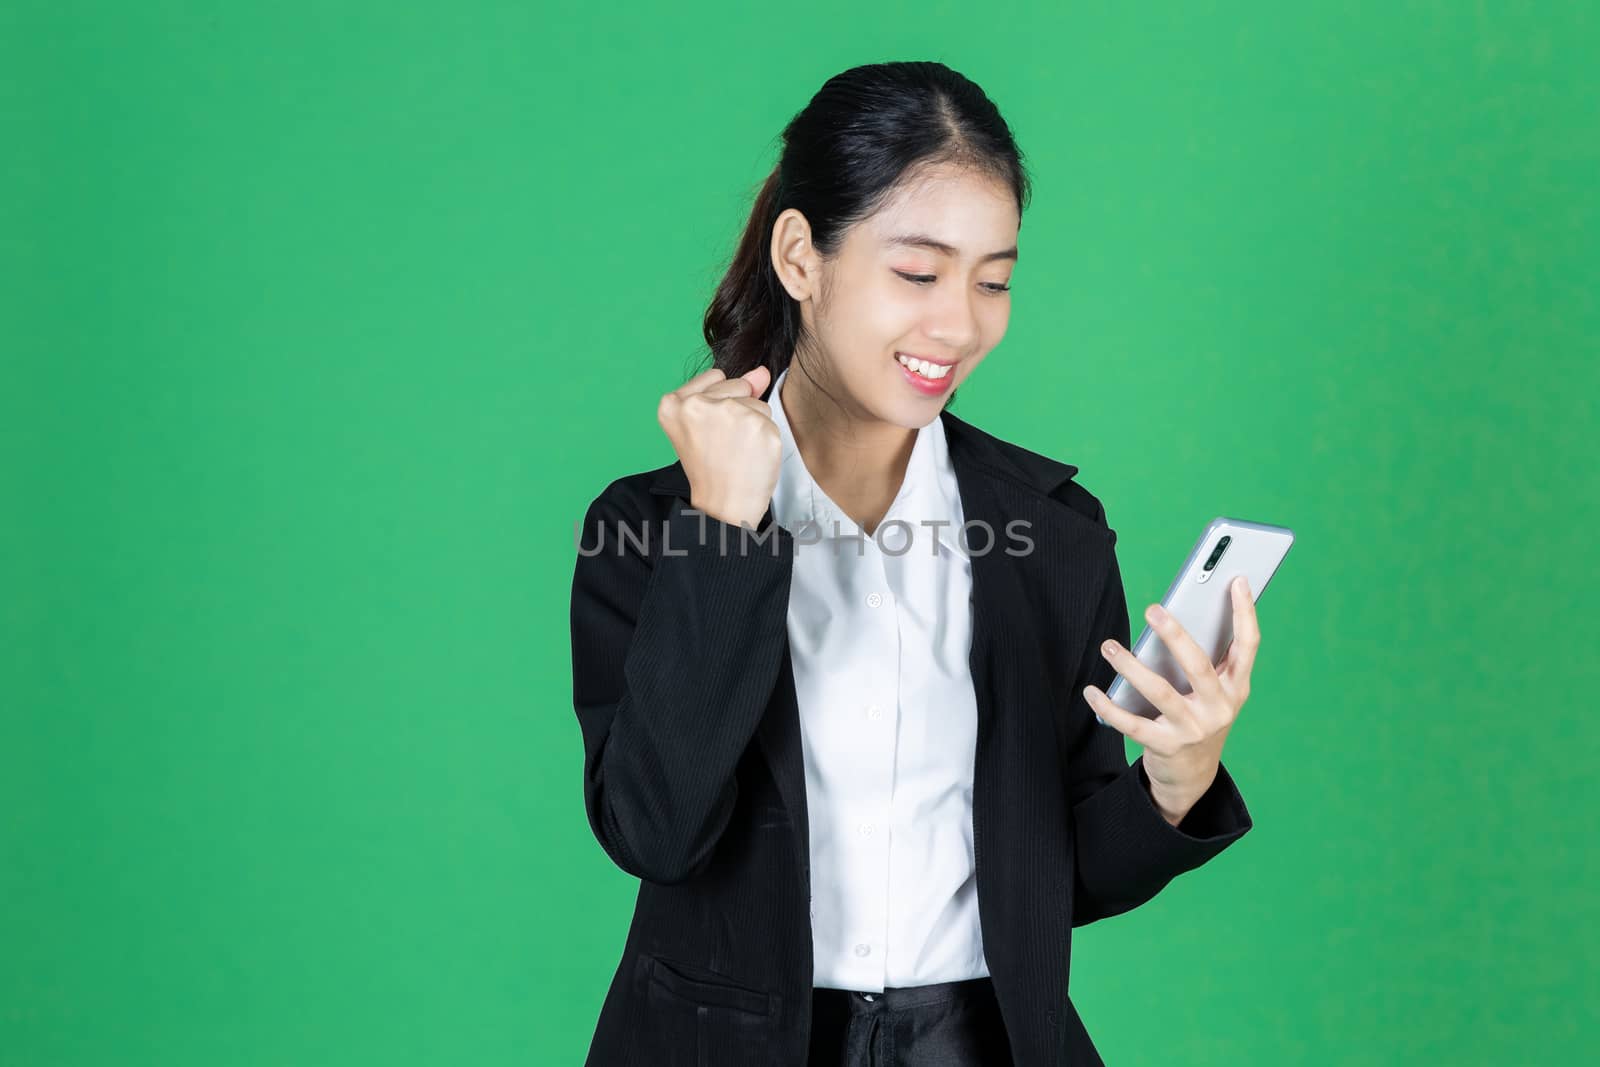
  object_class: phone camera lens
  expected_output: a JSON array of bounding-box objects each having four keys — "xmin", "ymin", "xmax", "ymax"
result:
[{"xmin": 1203, "ymin": 535, "xmax": 1231, "ymax": 571}]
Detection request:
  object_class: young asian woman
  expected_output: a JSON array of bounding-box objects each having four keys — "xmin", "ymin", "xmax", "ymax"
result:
[{"xmin": 569, "ymin": 61, "xmax": 1260, "ymax": 1067}]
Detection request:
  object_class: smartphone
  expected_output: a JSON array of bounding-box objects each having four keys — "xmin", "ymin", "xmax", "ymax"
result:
[{"xmin": 1099, "ymin": 516, "xmax": 1295, "ymax": 723}]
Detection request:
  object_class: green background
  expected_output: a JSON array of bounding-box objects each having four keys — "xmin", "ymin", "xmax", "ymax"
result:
[{"xmin": 4, "ymin": 2, "xmax": 1595, "ymax": 1064}]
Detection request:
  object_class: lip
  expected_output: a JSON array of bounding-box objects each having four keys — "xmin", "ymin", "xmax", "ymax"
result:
[{"xmin": 896, "ymin": 354, "xmax": 956, "ymax": 396}]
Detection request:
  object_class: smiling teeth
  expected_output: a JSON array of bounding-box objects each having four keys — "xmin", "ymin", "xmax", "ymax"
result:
[{"xmin": 897, "ymin": 354, "xmax": 952, "ymax": 380}]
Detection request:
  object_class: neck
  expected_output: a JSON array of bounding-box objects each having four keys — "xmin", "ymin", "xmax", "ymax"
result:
[{"xmin": 779, "ymin": 365, "xmax": 920, "ymax": 530}]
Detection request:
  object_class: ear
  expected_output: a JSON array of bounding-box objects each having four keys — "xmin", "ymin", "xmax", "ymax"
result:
[{"xmin": 770, "ymin": 208, "xmax": 820, "ymax": 302}]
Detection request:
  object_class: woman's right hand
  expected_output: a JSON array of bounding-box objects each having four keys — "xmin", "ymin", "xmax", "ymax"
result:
[{"xmin": 657, "ymin": 365, "xmax": 780, "ymax": 529}]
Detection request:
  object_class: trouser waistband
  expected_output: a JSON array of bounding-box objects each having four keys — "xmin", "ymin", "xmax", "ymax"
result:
[{"xmin": 814, "ymin": 976, "xmax": 995, "ymax": 1013}]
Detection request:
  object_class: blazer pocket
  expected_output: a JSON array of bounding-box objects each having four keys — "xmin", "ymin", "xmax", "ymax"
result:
[{"xmin": 646, "ymin": 954, "xmax": 775, "ymax": 1017}]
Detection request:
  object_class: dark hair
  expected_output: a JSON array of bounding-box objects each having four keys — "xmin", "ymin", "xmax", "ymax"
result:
[{"xmin": 699, "ymin": 61, "xmax": 1032, "ymax": 406}]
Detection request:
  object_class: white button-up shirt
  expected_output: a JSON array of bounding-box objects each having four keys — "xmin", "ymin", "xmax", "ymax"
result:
[{"xmin": 767, "ymin": 364, "xmax": 988, "ymax": 992}]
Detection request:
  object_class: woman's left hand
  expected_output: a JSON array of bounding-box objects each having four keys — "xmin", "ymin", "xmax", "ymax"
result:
[{"xmin": 1083, "ymin": 575, "xmax": 1260, "ymax": 826}]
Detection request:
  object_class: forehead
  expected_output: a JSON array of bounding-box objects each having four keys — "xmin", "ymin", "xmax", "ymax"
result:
[{"xmin": 856, "ymin": 165, "xmax": 1019, "ymax": 256}]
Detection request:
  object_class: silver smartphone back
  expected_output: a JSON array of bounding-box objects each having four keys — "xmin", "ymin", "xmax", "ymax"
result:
[{"xmin": 1101, "ymin": 516, "xmax": 1295, "ymax": 723}]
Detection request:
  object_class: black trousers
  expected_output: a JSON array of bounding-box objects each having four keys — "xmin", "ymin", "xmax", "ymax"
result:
[{"xmin": 807, "ymin": 977, "xmax": 1014, "ymax": 1066}]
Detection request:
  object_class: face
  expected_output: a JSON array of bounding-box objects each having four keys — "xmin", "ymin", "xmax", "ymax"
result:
[{"xmin": 771, "ymin": 162, "xmax": 1020, "ymax": 428}]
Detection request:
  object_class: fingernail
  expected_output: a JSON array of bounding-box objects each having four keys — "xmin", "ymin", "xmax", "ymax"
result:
[{"xmin": 1102, "ymin": 640, "xmax": 1118, "ymax": 657}]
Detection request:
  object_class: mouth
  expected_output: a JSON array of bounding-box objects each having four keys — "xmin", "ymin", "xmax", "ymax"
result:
[
  {"xmin": 894, "ymin": 352, "xmax": 956, "ymax": 382},
  {"xmin": 895, "ymin": 351, "xmax": 957, "ymax": 395}
]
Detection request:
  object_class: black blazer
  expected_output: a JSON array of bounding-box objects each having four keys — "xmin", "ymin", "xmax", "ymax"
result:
[{"xmin": 569, "ymin": 407, "xmax": 1254, "ymax": 1067}]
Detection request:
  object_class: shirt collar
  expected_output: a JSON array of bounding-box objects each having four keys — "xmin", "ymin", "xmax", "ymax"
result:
[{"xmin": 768, "ymin": 363, "xmax": 966, "ymax": 556}]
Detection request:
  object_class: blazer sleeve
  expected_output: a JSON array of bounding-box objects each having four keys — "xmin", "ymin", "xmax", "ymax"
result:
[
  {"xmin": 570, "ymin": 484, "xmax": 795, "ymax": 885},
  {"xmin": 1061, "ymin": 501, "xmax": 1254, "ymax": 927}
]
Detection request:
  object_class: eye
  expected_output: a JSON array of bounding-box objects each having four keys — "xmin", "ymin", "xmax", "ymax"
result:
[{"xmin": 894, "ymin": 270, "xmax": 1012, "ymax": 295}]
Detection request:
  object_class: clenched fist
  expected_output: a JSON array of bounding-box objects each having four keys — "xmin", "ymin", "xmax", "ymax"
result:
[{"xmin": 657, "ymin": 365, "xmax": 781, "ymax": 529}]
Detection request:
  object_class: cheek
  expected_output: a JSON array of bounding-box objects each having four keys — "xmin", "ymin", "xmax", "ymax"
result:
[
  {"xmin": 963, "ymin": 309, "xmax": 1010, "ymax": 372},
  {"xmin": 978, "ymin": 299, "xmax": 1010, "ymax": 342},
  {"xmin": 836, "ymin": 279, "xmax": 920, "ymax": 345},
  {"xmin": 958, "ymin": 350, "xmax": 993, "ymax": 383},
  {"xmin": 865, "ymin": 275, "xmax": 920, "ymax": 321}
]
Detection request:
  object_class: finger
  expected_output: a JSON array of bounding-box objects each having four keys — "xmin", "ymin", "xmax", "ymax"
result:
[
  {"xmin": 1099, "ymin": 634, "xmax": 1201, "ymax": 732},
  {"xmin": 673, "ymin": 367, "xmax": 730, "ymax": 398},
  {"xmin": 728, "ymin": 397, "xmax": 775, "ymax": 419},
  {"xmin": 685, "ymin": 364, "xmax": 770, "ymax": 401},
  {"xmin": 1220, "ymin": 575, "xmax": 1261, "ymax": 687},
  {"xmin": 698, "ymin": 376, "xmax": 769, "ymax": 401},
  {"xmin": 1139, "ymin": 602, "xmax": 1229, "ymax": 708},
  {"xmin": 1082, "ymin": 684, "xmax": 1174, "ymax": 755}
]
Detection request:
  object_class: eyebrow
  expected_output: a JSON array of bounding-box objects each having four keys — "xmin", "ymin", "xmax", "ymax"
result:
[{"xmin": 883, "ymin": 232, "xmax": 1019, "ymax": 264}]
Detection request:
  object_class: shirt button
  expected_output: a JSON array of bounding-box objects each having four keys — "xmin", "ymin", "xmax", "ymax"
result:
[
  {"xmin": 858, "ymin": 822, "xmax": 874, "ymax": 837},
  {"xmin": 854, "ymin": 943, "xmax": 871, "ymax": 958},
  {"xmin": 865, "ymin": 704, "xmax": 883, "ymax": 721},
  {"xmin": 865, "ymin": 592, "xmax": 883, "ymax": 608}
]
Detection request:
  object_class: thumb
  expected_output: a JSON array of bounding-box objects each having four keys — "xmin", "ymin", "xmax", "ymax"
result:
[{"xmin": 740, "ymin": 364, "xmax": 771, "ymax": 396}]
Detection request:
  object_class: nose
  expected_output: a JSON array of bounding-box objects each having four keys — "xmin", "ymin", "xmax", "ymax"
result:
[{"xmin": 924, "ymin": 285, "xmax": 979, "ymax": 352}]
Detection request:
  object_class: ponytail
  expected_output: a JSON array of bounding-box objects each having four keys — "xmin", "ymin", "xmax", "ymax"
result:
[{"xmin": 701, "ymin": 167, "xmax": 801, "ymax": 400}]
